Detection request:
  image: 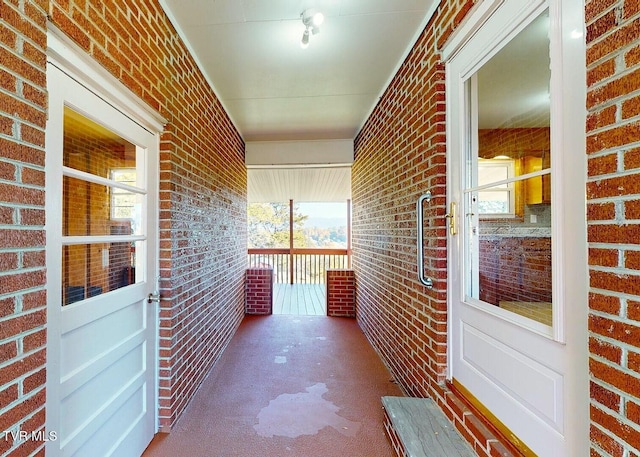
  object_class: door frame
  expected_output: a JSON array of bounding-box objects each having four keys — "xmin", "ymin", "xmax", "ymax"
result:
[
  {"xmin": 45, "ymin": 26, "xmax": 166, "ymax": 453},
  {"xmin": 442, "ymin": 0, "xmax": 588, "ymax": 455}
]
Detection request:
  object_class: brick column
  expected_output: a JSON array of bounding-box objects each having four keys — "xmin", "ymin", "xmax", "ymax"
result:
[
  {"xmin": 326, "ymin": 269, "xmax": 356, "ymax": 317},
  {"xmin": 245, "ymin": 268, "xmax": 273, "ymax": 315}
]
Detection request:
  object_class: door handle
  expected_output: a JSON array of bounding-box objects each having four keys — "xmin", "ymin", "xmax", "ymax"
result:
[
  {"xmin": 445, "ymin": 202, "xmax": 458, "ymax": 236},
  {"xmin": 417, "ymin": 192, "xmax": 434, "ymax": 289}
]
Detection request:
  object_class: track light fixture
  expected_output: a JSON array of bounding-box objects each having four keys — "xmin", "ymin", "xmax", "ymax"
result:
[{"xmin": 300, "ymin": 9, "xmax": 324, "ymax": 49}]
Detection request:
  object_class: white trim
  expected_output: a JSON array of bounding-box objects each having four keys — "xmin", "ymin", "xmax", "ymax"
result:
[
  {"xmin": 47, "ymin": 26, "xmax": 166, "ymax": 134},
  {"xmin": 46, "ymin": 30, "xmax": 162, "ymax": 454},
  {"xmin": 440, "ymin": 0, "xmax": 505, "ymax": 62},
  {"xmin": 63, "ymin": 167, "xmax": 147, "ymax": 194},
  {"xmin": 443, "ymin": 0, "xmax": 588, "ymax": 455},
  {"xmin": 356, "ymin": 0, "xmax": 442, "ymax": 135}
]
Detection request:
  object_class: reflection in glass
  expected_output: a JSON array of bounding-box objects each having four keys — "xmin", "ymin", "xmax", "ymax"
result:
[
  {"xmin": 63, "ymin": 107, "xmax": 137, "ymax": 176},
  {"xmin": 466, "ymin": 10, "xmax": 553, "ymax": 326},
  {"xmin": 63, "ymin": 176, "xmax": 142, "ymax": 237},
  {"xmin": 62, "ymin": 241, "xmax": 142, "ymax": 305},
  {"xmin": 62, "ymin": 107, "xmax": 144, "ymax": 306}
]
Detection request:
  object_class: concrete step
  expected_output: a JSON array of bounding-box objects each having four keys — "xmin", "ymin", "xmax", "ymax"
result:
[{"xmin": 382, "ymin": 396, "xmax": 476, "ymax": 457}]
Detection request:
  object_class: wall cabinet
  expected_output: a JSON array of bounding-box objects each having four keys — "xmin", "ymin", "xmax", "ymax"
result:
[{"xmin": 524, "ymin": 154, "xmax": 550, "ymax": 205}]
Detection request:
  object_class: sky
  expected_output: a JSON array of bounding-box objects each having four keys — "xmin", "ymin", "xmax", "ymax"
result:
[{"xmin": 297, "ymin": 202, "xmax": 347, "ymax": 220}]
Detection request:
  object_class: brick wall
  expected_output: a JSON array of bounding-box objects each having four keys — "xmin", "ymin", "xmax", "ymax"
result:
[
  {"xmin": 585, "ymin": 0, "xmax": 640, "ymax": 455},
  {"xmin": 353, "ymin": 0, "xmax": 458, "ymax": 393},
  {"xmin": 479, "ymin": 237, "xmax": 552, "ymax": 306},
  {"xmin": 352, "ymin": 3, "xmax": 510, "ymax": 454},
  {"xmin": 326, "ymin": 269, "xmax": 355, "ymax": 317},
  {"xmin": 1, "ymin": 1, "xmax": 247, "ymax": 454},
  {"xmin": 0, "ymin": 1, "xmax": 49, "ymax": 455},
  {"xmin": 245, "ymin": 268, "xmax": 272, "ymax": 315},
  {"xmin": 47, "ymin": 0, "xmax": 247, "ymax": 432},
  {"xmin": 353, "ymin": 0, "xmax": 638, "ymax": 456}
]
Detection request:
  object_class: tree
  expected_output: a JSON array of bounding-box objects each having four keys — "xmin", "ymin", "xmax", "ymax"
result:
[{"xmin": 247, "ymin": 203, "xmax": 308, "ymax": 248}]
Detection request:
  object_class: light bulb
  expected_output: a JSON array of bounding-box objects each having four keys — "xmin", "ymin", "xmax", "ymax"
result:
[{"xmin": 312, "ymin": 12, "xmax": 324, "ymax": 27}]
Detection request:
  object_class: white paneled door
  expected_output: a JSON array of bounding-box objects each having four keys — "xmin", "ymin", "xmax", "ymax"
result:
[
  {"xmin": 444, "ymin": 0, "xmax": 587, "ymax": 456},
  {"xmin": 46, "ymin": 41, "xmax": 160, "ymax": 456}
]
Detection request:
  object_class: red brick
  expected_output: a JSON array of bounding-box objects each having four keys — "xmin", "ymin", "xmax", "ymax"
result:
[
  {"xmin": 587, "ymin": 17, "xmax": 640, "ymax": 64},
  {"xmin": 591, "ymin": 380, "xmax": 621, "ymax": 411},
  {"xmin": 629, "ymin": 351, "xmax": 640, "ymax": 373},
  {"xmin": 588, "ymin": 202, "xmax": 616, "ymax": 221},
  {"xmin": 23, "ymin": 368, "xmax": 46, "ymax": 394},
  {"xmin": 590, "ymin": 358, "xmax": 640, "ymax": 398},
  {"xmin": 586, "ymin": 8, "xmax": 617, "ymax": 43},
  {"xmin": 590, "ymin": 315, "xmax": 640, "ymax": 348},
  {"xmin": 590, "ymin": 292, "xmax": 621, "ymax": 315},
  {"xmin": 586, "ymin": 0, "xmax": 617, "ymax": 23},
  {"xmin": 590, "ymin": 336, "xmax": 623, "ymax": 364},
  {"xmin": 626, "ymin": 200, "xmax": 640, "ymax": 220},
  {"xmin": 591, "ymin": 404, "xmax": 640, "ymax": 451},
  {"xmin": 625, "ymin": 148, "xmax": 640, "ymax": 171},
  {"xmin": 590, "ymin": 270, "xmax": 640, "ymax": 296},
  {"xmin": 589, "ymin": 248, "xmax": 619, "ymax": 267},
  {"xmin": 622, "ymin": 94, "xmax": 640, "ymax": 119},
  {"xmin": 587, "ymin": 124, "xmax": 640, "ymax": 154},
  {"xmin": 0, "ymin": 339, "xmax": 17, "ymax": 360},
  {"xmin": 23, "ymin": 329, "xmax": 46, "ymax": 352},
  {"xmin": 587, "ymin": 59, "xmax": 616, "ymax": 88},
  {"xmin": 0, "ymin": 389, "xmax": 45, "ymax": 440},
  {"xmin": 628, "ymin": 400, "xmax": 640, "ymax": 426},
  {"xmin": 590, "ymin": 423, "xmax": 625, "ymax": 457},
  {"xmin": 623, "ymin": 0, "xmax": 640, "ymax": 19},
  {"xmin": 588, "ymin": 224, "xmax": 640, "ymax": 245}
]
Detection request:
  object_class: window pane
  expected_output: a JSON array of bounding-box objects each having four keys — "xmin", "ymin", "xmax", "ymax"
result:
[
  {"xmin": 62, "ymin": 108, "xmax": 145, "ymax": 306},
  {"xmin": 63, "ymin": 176, "xmax": 142, "ymax": 236},
  {"xmin": 471, "ymin": 176, "xmax": 552, "ymax": 326},
  {"xmin": 467, "ymin": 10, "xmax": 553, "ymax": 326},
  {"xmin": 64, "ymin": 107, "xmax": 137, "ymax": 178},
  {"xmin": 478, "ymin": 190, "xmax": 510, "ymax": 214},
  {"xmin": 62, "ymin": 241, "xmax": 142, "ymax": 306}
]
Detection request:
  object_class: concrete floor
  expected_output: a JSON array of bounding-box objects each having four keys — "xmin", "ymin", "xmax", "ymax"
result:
[{"xmin": 143, "ymin": 314, "xmax": 403, "ymax": 457}]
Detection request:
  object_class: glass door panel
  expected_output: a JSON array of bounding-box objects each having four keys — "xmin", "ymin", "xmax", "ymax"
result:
[
  {"xmin": 62, "ymin": 107, "xmax": 146, "ymax": 305},
  {"xmin": 464, "ymin": 10, "xmax": 553, "ymax": 327}
]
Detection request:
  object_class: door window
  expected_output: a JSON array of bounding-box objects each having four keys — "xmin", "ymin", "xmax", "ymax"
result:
[
  {"xmin": 464, "ymin": 10, "xmax": 553, "ymax": 328},
  {"xmin": 62, "ymin": 107, "xmax": 147, "ymax": 305}
]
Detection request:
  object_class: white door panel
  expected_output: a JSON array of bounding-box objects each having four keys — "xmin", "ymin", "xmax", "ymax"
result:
[
  {"xmin": 443, "ymin": 0, "xmax": 588, "ymax": 455},
  {"xmin": 460, "ymin": 321, "xmax": 563, "ymax": 428},
  {"xmin": 46, "ymin": 56, "xmax": 158, "ymax": 457}
]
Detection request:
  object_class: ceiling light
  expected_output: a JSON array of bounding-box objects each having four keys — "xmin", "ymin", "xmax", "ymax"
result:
[
  {"xmin": 300, "ymin": 29, "xmax": 310, "ymax": 49},
  {"xmin": 300, "ymin": 9, "xmax": 324, "ymax": 48}
]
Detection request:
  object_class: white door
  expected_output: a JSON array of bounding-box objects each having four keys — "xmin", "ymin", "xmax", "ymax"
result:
[
  {"xmin": 444, "ymin": 0, "xmax": 587, "ymax": 455},
  {"xmin": 46, "ymin": 56, "xmax": 159, "ymax": 456}
]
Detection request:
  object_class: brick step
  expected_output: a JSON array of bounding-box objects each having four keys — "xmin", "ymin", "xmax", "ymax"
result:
[{"xmin": 382, "ymin": 396, "xmax": 476, "ymax": 457}]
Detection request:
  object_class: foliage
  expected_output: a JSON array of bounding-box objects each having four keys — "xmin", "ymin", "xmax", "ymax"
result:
[{"xmin": 247, "ymin": 203, "xmax": 308, "ymax": 248}]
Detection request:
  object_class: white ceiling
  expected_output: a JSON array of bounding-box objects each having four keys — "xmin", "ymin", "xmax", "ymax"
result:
[
  {"xmin": 158, "ymin": 1, "xmax": 548, "ymax": 203},
  {"xmin": 160, "ymin": 0, "xmax": 440, "ymax": 142},
  {"xmin": 247, "ymin": 167, "xmax": 351, "ymax": 202}
]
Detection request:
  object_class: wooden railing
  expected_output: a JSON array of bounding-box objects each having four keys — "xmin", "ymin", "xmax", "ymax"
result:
[{"xmin": 248, "ymin": 248, "xmax": 350, "ymax": 284}]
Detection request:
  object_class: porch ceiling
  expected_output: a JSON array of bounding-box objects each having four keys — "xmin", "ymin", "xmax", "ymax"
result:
[
  {"xmin": 159, "ymin": 0, "xmax": 440, "ymax": 142},
  {"xmin": 247, "ymin": 166, "xmax": 351, "ymax": 203}
]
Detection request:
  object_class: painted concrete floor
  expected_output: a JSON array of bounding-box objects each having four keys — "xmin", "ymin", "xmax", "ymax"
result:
[{"xmin": 143, "ymin": 315, "xmax": 402, "ymax": 457}]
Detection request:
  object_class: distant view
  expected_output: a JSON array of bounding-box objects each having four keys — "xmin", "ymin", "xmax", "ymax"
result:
[{"xmin": 247, "ymin": 202, "xmax": 348, "ymax": 249}]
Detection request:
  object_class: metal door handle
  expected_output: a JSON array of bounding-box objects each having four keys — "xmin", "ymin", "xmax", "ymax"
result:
[
  {"xmin": 417, "ymin": 192, "xmax": 434, "ymax": 289},
  {"xmin": 445, "ymin": 202, "xmax": 457, "ymax": 236}
]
